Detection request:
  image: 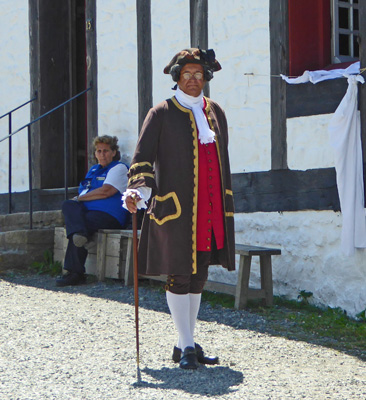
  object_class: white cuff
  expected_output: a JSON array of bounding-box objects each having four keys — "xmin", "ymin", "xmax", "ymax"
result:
[{"xmin": 122, "ymin": 187, "xmax": 152, "ymax": 210}]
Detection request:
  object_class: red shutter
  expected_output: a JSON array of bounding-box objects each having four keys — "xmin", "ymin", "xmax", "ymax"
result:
[{"xmin": 288, "ymin": 0, "xmax": 331, "ymax": 76}]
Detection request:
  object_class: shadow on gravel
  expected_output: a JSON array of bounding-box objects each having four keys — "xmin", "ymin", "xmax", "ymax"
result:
[
  {"xmin": 3, "ymin": 273, "xmax": 366, "ymax": 363},
  {"xmin": 132, "ymin": 366, "xmax": 243, "ymax": 396}
]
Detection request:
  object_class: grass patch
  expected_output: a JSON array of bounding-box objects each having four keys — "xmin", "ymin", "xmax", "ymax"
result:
[
  {"xmin": 28, "ymin": 249, "xmax": 62, "ymax": 277},
  {"xmin": 202, "ymin": 290, "xmax": 366, "ymax": 356}
]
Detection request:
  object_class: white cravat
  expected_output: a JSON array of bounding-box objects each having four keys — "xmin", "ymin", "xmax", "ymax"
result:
[{"xmin": 175, "ymin": 87, "xmax": 216, "ymax": 145}]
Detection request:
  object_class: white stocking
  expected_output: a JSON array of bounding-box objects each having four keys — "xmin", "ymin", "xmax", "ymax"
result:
[
  {"xmin": 189, "ymin": 293, "xmax": 201, "ymax": 338},
  {"xmin": 166, "ymin": 291, "xmax": 194, "ymax": 351}
]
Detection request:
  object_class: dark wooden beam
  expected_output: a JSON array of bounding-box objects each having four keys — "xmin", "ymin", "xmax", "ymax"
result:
[
  {"xmin": 29, "ymin": 0, "xmax": 72, "ymax": 189},
  {"xmin": 85, "ymin": 0, "xmax": 98, "ymax": 169},
  {"xmin": 270, "ymin": 0, "xmax": 288, "ymax": 170},
  {"xmin": 136, "ymin": 0, "xmax": 153, "ymax": 132},
  {"xmin": 190, "ymin": 0, "xmax": 208, "ymax": 49},
  {"xmin": 29, "ymin": 0, "xmax": 41, "ymax": 188},
  {"xmin": 190, "ymin": 0, "xmax": 209, "ymax": 97},
  {"xmin": 232, "ymin": 168, "xmax": 340, "ymax": 213},
  {"xmin": 286, "ymin": 79, "xmax": 348, "ymax": 118}
]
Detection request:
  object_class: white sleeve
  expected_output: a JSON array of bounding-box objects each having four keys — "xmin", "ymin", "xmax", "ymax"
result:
[
  {"xmin": 104, "ymin": 164, "xmax": 128, "ymax": 194},
  {"xmin": 122, "ymin": 187, "xmax": 152, "ymax": 210}
]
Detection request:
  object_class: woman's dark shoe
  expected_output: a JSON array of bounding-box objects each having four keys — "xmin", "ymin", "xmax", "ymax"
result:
[
  {"xmin": 179, "ymin": 346, "xmax": 199, "ymax": 370},
  {"xmin": 173, "ymin": 343, "xmax": 219, "ymax": 365},
  {"xmin": 56, "ymin": 272, "xmax": 86, "ymax": 287}
]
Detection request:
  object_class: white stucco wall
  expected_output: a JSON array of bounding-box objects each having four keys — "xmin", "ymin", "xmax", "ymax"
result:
[
  {"xmin": 287, "ymin": 114, "xmax": 335, "ymax": 170},
  {"xmin": 151, "ymin": 0, "xmax": 190, "ymax": 106},
  {"xmin": 0, "ymin": 2, "xmax": 30, "ymax": 193},
  {"xmin": 209, "ymin": 0, "xmax": 271, "ymax": 174},
  {"xmin": 97, "ymin": 0, "xmax": 138, "ymax": 165},
  {"xmin": 208, "ymin": 210, "xmax": 366, "ymax": 317}
]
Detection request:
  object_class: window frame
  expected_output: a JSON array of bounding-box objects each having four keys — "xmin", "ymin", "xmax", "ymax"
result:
[{"xmin": 332, "ymin": 0, "xmax": 359, "ymax": 63}]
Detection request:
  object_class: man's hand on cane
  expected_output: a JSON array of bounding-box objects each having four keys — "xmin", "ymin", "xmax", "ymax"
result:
[{"xmin": 125, "ymin": 193, "xmax": 141, "ymax": 214}]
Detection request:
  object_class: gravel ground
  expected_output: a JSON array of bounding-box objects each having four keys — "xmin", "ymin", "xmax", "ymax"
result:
[{"xmin": 1, "ymin": 273, "xmax": 366, "ymax": 400}]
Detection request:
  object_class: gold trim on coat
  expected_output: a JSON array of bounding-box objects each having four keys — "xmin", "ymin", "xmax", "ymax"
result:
[
  {"xmin": 226, "ymin": 189, "xmax": 233, "ymax": 196},
  {"xmin": 128, "ymin": 172, "xmax": 155, "ymax": 185},
  {"xmin": 172, "ymin": 96, "xmax": 199, "ymax": 274},
  {"xmin": 225, "ymin": 212, "xmax": 234, "ymax": 217},
  {"xmin": 129, "ymin": 161, "xmax": 153, "ymax": 170},
  {"xmin": 149, "ymin": 192, "xmax": 182, "ymax": 225}
]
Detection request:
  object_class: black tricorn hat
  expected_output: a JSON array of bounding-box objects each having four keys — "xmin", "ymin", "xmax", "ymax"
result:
[{"xmin": 163, "ymin": 48, "xmax": 222, "ymax": 74}]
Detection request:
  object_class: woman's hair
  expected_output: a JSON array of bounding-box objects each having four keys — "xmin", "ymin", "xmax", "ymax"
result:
[
  {"xmin": 93, "ymin": 135, "xmax": 121, "ymax": 161},
  {"xmin": 169, "ymin": 64, "xmax": 214, "ymax": 82}
]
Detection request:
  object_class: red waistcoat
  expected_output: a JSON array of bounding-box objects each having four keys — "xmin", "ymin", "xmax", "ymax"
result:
[{"xmin": 196, "ymin": 107, "xmax": 225, "ymax": 251}]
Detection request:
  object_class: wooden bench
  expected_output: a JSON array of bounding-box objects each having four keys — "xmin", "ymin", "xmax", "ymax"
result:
[
  {"xmin": 234, "ymin": 244, "xmax": 281, "ymax": 308},
  {"xmin": 54, "ymin": 228, "xmax": 281, "ymax": 310}
]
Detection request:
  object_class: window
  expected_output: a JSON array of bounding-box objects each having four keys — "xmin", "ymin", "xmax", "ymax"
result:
[
  {"xmin": 332, "ymin": 0, "xmax": 359, "ymax": 62},
  {"xmin": 288, "ymin": 0, "xmax": 360, "ymax": 76}
]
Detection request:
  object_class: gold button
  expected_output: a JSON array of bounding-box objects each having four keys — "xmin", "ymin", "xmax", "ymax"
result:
[
  {"xmin": 206, "ymin": 246, "xmax": 210, "ymax": 250},
  {"xmin": 208, "ymin": 219, "xmax": 211, "ymax": 223},
  {"xmin": 208, "ymin": 211, "xmax": 211, "ymax": 214},
  {"xmin": 207, "ymin": 237, "xmax": 211, "ymax": 241}
]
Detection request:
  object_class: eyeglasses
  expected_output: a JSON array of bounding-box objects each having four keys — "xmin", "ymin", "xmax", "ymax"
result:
[{"xmin": 182, "ymin": 72, "xmax": 204, "ymax": 80}]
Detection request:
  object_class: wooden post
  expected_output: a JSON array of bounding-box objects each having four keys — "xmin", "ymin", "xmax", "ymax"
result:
[
  {"xmin": 190, "ymin": 0, "xmax": 209, "ymax": 97},
  {"xmin": 235, "ymin": 255, "xmax": 252, "ymax": 310},
  {"xmin": 260, "ymin": 255, "xmax": 274, "ymax": 306},
  {"xmin": 270, "ymin": 0, "xmax": 288, "ymax": 170},
  {"xmin": 136, "ymin": 0, "xmax": 153, "ymax": 133},
  {"xmin": 96, "ymin": 231, "xmax": 107, "ymax": 281}
]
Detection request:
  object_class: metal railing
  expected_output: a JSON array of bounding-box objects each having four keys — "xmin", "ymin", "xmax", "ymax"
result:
[
  {"xmin": 0, "ymin": 92, "xmax": 38, "ymax": 214},
  {"xmin": 0, "ymin": 85, "xmax": 92, "ymax": 228}
]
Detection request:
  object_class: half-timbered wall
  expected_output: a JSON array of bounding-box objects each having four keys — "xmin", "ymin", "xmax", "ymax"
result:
[{"xmin": 1, "ymin": 1, "xmax": 366, "ymax": 316}]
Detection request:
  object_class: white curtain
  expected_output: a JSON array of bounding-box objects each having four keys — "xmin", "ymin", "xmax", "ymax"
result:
[
  {"xmin": 282, "ymin": 62, "xmax": 366, "ymax": 255},
  {"xmin": 328, "ymin": 75, "xmax": 366, "ymax": 255}
]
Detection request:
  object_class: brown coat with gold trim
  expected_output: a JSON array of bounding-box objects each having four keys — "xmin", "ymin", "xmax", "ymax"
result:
[{"xmin": 128, "ymin": 96, "xmax": 235, "ymax": 275}]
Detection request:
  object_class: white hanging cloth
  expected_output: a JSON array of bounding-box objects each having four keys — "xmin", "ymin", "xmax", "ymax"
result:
[
  {"xmin": 281, "ymin": 61, "xmax": 366, "ymax": 255},
  {"xmin": 281, "ymin": 61, "xmax": 360, "ymax": 84},
  {"xmin": 329, "ymin": 74, "xmax": 366, "ymax": 255}
]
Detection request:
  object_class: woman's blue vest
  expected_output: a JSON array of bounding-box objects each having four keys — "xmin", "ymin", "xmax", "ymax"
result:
[{"xmin": 78, "ymin": 160, "xmax": 129, "ymax": 227}]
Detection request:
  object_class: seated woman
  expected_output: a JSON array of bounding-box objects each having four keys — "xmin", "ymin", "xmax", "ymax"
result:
[{"xmin": 56, "ymin": 135, "xmax": 129, "ymax": 287}]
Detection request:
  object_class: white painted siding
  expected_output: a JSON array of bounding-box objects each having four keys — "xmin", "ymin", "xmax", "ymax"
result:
[
  {"xmin": 287, "ymin": 114, "xmax": 335, "ymax": 170},
  {"xmin": 209, "ymin": 0, "xmax": 271, "ymax": 174},
  {"xmin": 151, "ymin": 0, "xmax": 190, "ymax": 106},
  {"xmin": 209, "ymin": 210, "xmax": 366, "ymax": 317},
  {"xmin": 97, "ymin": 0, "xmax": 138, "ymax": 165},
  {"xmin": 0, "ymin": 2, "xmax": 30, "ymax": 192}
]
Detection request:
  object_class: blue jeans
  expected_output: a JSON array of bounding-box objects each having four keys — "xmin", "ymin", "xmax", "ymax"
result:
[{"xmin": 62, "ymin": 200, "xmax": 123, "ymax": 274}]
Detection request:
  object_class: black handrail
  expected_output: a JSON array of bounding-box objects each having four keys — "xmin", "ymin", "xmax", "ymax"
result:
[
  {"xmin": 0, "ymin": 92, "xmax": 37, "ymax": 214},
  {"xmin": 1, "ymin": 85, "xmax": 92, "ymax": 228}
]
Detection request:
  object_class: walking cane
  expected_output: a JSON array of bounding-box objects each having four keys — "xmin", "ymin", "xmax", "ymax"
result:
[{"xmin": 132, "ymin": 210, "xmax": 141, "ymax": 379}]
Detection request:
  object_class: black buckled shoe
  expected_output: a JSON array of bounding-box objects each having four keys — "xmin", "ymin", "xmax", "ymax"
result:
[
  {"xmin": 56, "ymin": 272, "xmax": 87, "ymax": 287},
  {"xmin": 179, "ymin": 346, "xmax": 199, "ymax": 370},
  {"xmin": 173, "ymin": 343, "xmax": 219, "ymax": 365}
]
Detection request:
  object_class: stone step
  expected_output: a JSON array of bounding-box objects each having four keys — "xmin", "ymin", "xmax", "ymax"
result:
[
  {"xmin": 0, "ymin": 228, "xmax": 56, "ymax": 271},
  {"xmin": 0, "ymin": 210, "xmax": 64, "ymax": 232}
]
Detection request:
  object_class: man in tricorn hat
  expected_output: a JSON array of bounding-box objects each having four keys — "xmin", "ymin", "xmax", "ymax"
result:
[{"xmin": 124, "ymin": 48, "xmax": 235, "ymax": 369}]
